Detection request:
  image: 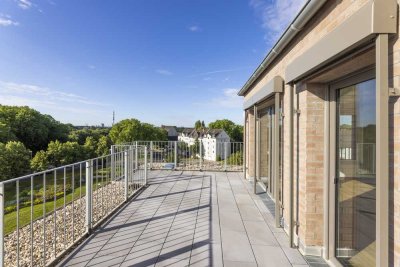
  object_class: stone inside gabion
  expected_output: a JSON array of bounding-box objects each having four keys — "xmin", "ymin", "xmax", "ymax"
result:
[{"xmin": 4, "ymin": 182, "xmax": 128, "ymax": 267}]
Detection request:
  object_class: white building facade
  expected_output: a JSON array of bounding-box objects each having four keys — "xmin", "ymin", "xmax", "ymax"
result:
[{"xmin": 178, "ymin": 128, "xmax": 231, "ymax": 161}]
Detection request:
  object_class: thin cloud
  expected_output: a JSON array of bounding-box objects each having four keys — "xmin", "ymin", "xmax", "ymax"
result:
[
  {"xmin": 156, "ymin": 69, "xmax": 173, "ymax": 76},
  {"xmin": 250, "ymin": 0, "xmax": 307, "ymax": 43},
  {"xmin": 17, "ymin": 0, "xmax": 33, "ymax": 9},
  {"xmin": 196, "ymin": 88, "xmax": 242, "ymax": 109},
  {"xmin": 0, "ymin": 81, "xmax": 110, "ymax": 107},
  {"xmin": 189, "ymin": 67, "xmax": 251, "ymax": 77},
  {"xmin": 0, "ymin": 95, "xmax": 103, "ymax": 115},
  {"xmin": 213, "ymin": 88, "xmax": 242, "ymax": 108},
  {"xmin": 0, "ymin": 15, "xmax": 19, "ymax": 26},
  {"xmin": 88, "ymin": 64, "xmax": 96, "ymax": 70},
  {"xmin": 188, "ymin": 25, "xmax": 201, "ymax": 32}
]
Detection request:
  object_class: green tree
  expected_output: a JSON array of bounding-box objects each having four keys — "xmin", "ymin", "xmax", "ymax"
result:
[
  {"xmin": 31, "ymin": 151, "xmax": 49, "ymax": 171},
  {"xmin": 46, "ymin": 141, "xmax": 86, "ymax": 167},
  {"xmin": 0, "ymin": 121, "xmax": 16, "ymax": 143},
  {"xmin": 109, "ymin": 119, "xmax": 142, "ymax": 144},
  {"xmin": 0, "ymin": 141, "xmax": 31, "ymax": 181},
  {"xmin": 109, "ymin": 119, "xmax": 167, "ymax": 144},
  {"xmin": 68, "ymin": 128, "xmax": 109, "ymax": 145},
  {"xmin": 96, "ymin": 136, "xmax": 112, "ymax": 156},
  {"xmin": 194, "ymin": 120, "xmax": 202, "ymax": 130},
  {"xmin": 208, "ymin": 119, "xmax": 243, "ymax": 142},
  {"xmin": 0, "ymin": 105, "xmax": 70, "ymax": 152},
  {"xmin": 83, "ymin": 136, "xmax": 98, "ymax": 158}
]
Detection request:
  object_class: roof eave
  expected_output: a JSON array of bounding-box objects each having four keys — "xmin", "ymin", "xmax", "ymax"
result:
[{"xmin": 238, "ymin": 0, "xmax": 328, "ymax": 96}]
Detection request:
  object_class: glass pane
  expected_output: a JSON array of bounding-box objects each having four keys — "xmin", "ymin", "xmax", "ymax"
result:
[
  {"xmin": 335, "ymin": 79, "xmax": 376, "ymax": 267},
  {"xmin": 258, "ymin": 106, "xmax": 274, "ymax": 194}
]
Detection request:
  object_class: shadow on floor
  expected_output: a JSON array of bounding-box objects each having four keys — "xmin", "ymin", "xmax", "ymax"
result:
[{"xmin": 58, "ymin": 171, "xmax": 216, "ymax": 267}]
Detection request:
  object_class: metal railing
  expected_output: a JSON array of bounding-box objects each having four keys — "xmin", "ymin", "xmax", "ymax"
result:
[
  {"xmin": 0, "ymin": 146, "xmax": 148, "ymax": 267},
  {"xmin": 113, "ymin": 141, "xmax": 243, "ymax": 172}
]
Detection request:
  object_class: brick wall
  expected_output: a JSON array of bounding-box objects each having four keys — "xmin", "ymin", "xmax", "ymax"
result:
[
  {"xmin": 246, "ymin": 111, "xmax": 255, "ymax": 178},
  {"xmin": 243, "ymin": 0, "xmax": 400, "ymax": 263}
]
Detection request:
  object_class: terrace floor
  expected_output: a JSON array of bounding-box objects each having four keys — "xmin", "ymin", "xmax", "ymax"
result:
[{"xmin": 58, "ymin": 171, "xmax": 328, "ymax": 267}]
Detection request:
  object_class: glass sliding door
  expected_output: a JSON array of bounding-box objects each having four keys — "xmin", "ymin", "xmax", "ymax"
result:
[
  {"xmin": 335, "ymin": 79, "xmax": 376, "ymax": 267},
  {"xmin": 258, "ymin": 105, "xmax": 275, "ymax": 196}
]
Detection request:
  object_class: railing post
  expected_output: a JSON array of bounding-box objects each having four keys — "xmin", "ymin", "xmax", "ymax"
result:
[
  {"xmin": 124, "ymin": 151, "xmax": 128, "ymax": 201},
  {"xmin": 0, "ymin": 183, "xmax": 4, "ymax": 267},
  {"xmin": 144, "ymin": 146, "xmax": 148, "ymax": 185},
  {"xmin": 224, "ymin": 142, "xmax": 228, "ymax": 171},
  {"xmin": 85, "ymin": 160, "xmax": 93, "ymax": 234},
  {"xmin": 150, "ymin": 141, "xmax": 153, "ymax": 170},
  {"xmin": 199, "ymin": 141, "xmax": 203, "ymax": 171},
  {"xmin": 111, "ymin": 146, "xmax": 115, "ymax": 181},
  {"xmin": 135, "ymin": 141, "xmax": 138, "ymax": 170},
  {"xmin": 174, "ymin": 141, "xmax": 177, "ymax": 170}
]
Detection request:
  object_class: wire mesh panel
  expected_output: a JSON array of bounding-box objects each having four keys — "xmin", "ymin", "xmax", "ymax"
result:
[
  {"xmin": 0, "ymin": 146, "xmax": 147, "ymax": 267},
  {"xmin": 114, "ymin": 141, "xmax": 243, "ymax": 172}
]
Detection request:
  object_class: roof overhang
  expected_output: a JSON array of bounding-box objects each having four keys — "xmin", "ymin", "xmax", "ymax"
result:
[
  {"xmin": 285, "ymin": 0, "xmax": 397, "ymax": 83},
  {"xmin": 243, "ymin": 76, "xmax": 283, "ymax": 110},
  {"xmin": 238, "ymin": 0, "xmax": 328, "ymax": 96}
]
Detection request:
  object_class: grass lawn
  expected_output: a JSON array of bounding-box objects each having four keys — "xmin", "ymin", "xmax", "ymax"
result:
[{"xmin": 4, "ymin": 185, "xmax": 86, "ymax": 235}]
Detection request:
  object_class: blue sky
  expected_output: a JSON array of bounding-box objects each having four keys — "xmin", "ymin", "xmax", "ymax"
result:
[{"xmin": 0, "ymin": 0, "xmax": 305, "ymax": 127}]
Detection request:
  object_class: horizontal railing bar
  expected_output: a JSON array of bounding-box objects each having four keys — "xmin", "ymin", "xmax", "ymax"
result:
[{"xmin": 1, "ymin": 146, "xmax": 147, "ymax": 184}]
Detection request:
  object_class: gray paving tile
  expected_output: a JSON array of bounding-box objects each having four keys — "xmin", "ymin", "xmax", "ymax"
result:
[
  {"xmin": 219, "ymin": 210, "xmax": 245, "ymax": 232},
  {"xmin": 190, "ymin": 243, "xmax": 223, "ymax": 267},
  {"xmin": 252, "ymin": 245, "xmax": 292, "ymax": 267},
  {"xmin": 156, "ymin": 257, "xmax": 190, "ymax": 267},
  {"xmin": 58, "ymin": 171, "xmax": 310, "ymax": 267},
  {"xmin": 243, "ymin": 220, "xmax": 279, "ymax": 246},
  {"xmin": 238, "ymin": 204, "xmax": 264, "ymax": 221},
  {"xmin": 86, "ymin": 253, "xmax": 126, "ymax": 267},
  {"xmin": 282, "ymin": 246, "xmax": 308, "ymax": 265},
  {"xmin": 220, "ymin": 229, "xmax": 256, "ymax": 263},
  {"xmin": 234, "ymin": 193, "xmax": 255, "ymax": 205},
  {"xmin": 120, "ymin": 250, "xmax": 159, "ymax": 267},
  {"xmin": 223, "ymin": 261, "xmax": 258, "ymax": 267}
]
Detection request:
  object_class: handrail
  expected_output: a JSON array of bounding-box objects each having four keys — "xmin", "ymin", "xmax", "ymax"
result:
[
  {"xmin": 0, "ymin": 146, "xmax": 148, "ymax": 267},
  {"xmin": 112, "ymin": 141, "xmax": 244, "ymax": 172}
]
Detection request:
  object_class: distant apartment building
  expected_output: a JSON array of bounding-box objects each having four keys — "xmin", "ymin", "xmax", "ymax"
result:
[{"xmin": 178, "ymin": 128, "xmax": 231, "ymax": 161}]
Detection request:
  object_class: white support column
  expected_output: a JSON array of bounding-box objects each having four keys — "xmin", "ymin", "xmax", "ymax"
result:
[
  {"xmin": 85, "ymin": 160, "xmax": 93, "ymax": 234},
  {"xmin": 124, "ymin": 151, "xmax": 128, "ymax": 201}
]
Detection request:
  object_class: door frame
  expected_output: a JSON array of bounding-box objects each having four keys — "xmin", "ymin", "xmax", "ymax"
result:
[
  {"xmin": 327, "ymin": 67, "xmax": 376, "ymax": 266},
  {"xmin": 256, "ymin": 99, "xmax": 275, "ymax": 194}
]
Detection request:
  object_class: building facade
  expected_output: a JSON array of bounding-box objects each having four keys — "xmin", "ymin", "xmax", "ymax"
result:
[
  {"xmin": 178, "ymin": 128, "xmax": 231, "ymax": 161},
  {"xmin": 161, "ymin": 125, "xmax": 178, "ymax": 141},
  {"xmin": 239, "ymin": 1, "xmax": 399, "ymax": 266}
]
